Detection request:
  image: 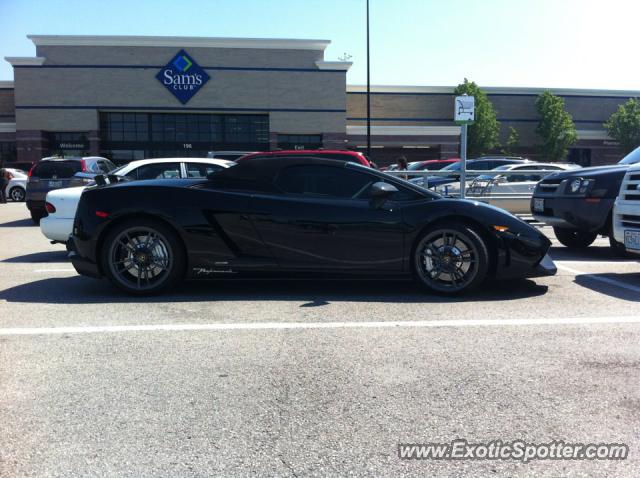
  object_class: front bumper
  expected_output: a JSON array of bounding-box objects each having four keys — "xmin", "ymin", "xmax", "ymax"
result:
[
  {"xmin": 531, "ymin": 253, "xmax": 557, "ymax": 277},
  {"xmin": 613, "ymin": 200, "xmax": 640, "ymax": 255},
  {"xmin": 531, "ymin": 196, "xmax": 613, "ymax": 232},
  {"xmin": 67, "ymin": 237, "xmax": 102, "ymax": 278}
]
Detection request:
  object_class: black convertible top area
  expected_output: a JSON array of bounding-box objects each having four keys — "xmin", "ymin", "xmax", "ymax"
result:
[{"xmin": 205, "ymin": 155, "xmax": 435, "ymax": 197}]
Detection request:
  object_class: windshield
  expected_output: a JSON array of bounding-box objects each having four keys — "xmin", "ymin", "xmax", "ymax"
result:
[
  {"xmin": 618, "ymin": 146, "xmax": 640, "ymax": 165},
  {"xmin": 109, "ymin": 164, "xmax": 128, "ymax": 176},
  {"xmin": 441, "ymin": 162, "xmax": 462, "ymax": 172},
  {"xmin": 475, "ymin": 165, "xmax": 512, "ymax": 181}
]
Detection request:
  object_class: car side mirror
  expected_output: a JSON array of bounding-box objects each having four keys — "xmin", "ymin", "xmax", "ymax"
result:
[
  {"xmin": 370, "ymin": 181, "xmax": 398, "ymax": 208},
  {"xmin": 496, "ymin": 175, "xmax": 507, "ymax": 183}
]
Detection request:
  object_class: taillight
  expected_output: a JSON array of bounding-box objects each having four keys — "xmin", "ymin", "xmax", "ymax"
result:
[
  {"xmin": 28, "ymin": 164, "xmax": 37, "ymax": 177},
  {"xmin": 80, "ymin": 159, "xmax": 87, "ymax": 172},
  {"xmin": 7, "ymin": 172, "xmax": 13, "ymax": 180},
  {"xmin": 45, "ymin": 202, "xmax": 56, "ymax": 214},
  {"xmin": 95, "ymin": 211, "xmax": 109, "ymax": 218}
]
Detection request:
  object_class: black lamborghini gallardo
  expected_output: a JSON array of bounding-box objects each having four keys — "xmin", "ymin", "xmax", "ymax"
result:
[{"xmin": 69, "ymin": 156, "xmax": 556, "ymax": 295}]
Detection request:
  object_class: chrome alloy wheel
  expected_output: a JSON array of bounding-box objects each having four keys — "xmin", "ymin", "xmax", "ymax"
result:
[
  {"xmin": 416, "ymin": 228, "xmax": 479, "ymax": 292},
  {"xmin": 10, "ymin": 187, "xmax": 25, "ymax": 202},
  {"xmin": 108, "ymin": 227, "xmax": 172, "ymax": 291}
]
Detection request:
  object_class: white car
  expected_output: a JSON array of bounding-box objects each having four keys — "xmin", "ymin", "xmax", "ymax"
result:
[
  {"xmin": 4, "ymin": 168, "xmax": 28, "ymax": 202},
  {"xmin": 613, "ymin": 161, "xmax": 640, "ymax": 256},
  {"xmin": 40, "ymin": 158, "xmax": 234, "ymax": 243},
  {"xmin": 463, "ymin": 163, "xmax": 580, "ymax": 214}
]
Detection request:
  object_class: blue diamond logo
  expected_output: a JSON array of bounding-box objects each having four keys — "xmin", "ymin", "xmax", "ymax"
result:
[{"xmin": 156, "ymin": 50, "xmax": 210, "ymax": 104}]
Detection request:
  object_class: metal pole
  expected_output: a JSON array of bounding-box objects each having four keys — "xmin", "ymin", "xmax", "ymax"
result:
[
  {"xmin": 366, "ymin": 0, "xmax": 371, "ymax": 158},
  {"xmin": 460, "ymin": 124, "xmax": 467, "ymax": 199}
]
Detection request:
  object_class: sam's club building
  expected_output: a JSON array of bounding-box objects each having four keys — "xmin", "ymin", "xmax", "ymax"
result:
[{"xmin": 1, "ymin": 35, "xmax": 638, "ymax": 166}]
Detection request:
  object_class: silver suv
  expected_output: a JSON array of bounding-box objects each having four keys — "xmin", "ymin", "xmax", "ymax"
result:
[{"xmin": 26, "ymin": 156, "xmax": 116, "ymax": 223}]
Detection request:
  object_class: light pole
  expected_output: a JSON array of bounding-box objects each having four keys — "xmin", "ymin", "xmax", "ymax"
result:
[{"xmin": 366, "ymin": 0, "xmax": 371, "ymax": 159}]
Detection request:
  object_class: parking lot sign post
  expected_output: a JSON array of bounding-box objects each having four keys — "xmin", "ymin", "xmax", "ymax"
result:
[{"xmin": 454, "ymin": 95, "xmax": 475, "ymax": 199}]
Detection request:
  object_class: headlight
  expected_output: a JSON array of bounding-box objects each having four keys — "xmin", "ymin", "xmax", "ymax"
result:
[{"xmin": 566, "ymin": 178, "xmax": 594, "ymax": 194}]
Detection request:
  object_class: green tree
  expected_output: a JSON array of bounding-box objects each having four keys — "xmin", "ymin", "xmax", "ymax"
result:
[
  {"xmin": 535, "ymin": 91, "xmax": 577, "ymax": 162},
  {"xmin": 453, "ymin": 79, "xmax": 500, "ymax": 157},
  {"xmin": 502, "ymin": 126, "xmax": 520, "ymax": 155},
  {"xmin": 604, "ymin": 98, "xmax": 640, "ymax": 154}
]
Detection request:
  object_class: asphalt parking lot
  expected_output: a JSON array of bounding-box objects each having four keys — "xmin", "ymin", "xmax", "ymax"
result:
[{"xmin": 1, "ymin": 202, "xmax": 639, "ymax": 477}]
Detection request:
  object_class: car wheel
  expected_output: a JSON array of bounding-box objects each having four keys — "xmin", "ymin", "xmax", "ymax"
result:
[
  {"xmin": 553, "ymin": 227, "xmax": 597, "ymax": 248},
  {"xmin": 101, "ymin": 219, "xmax": 185, "ymax": 295},
  {"xmin": 30, "ymin": 210, "xmax": 45, "ymax": 224},
  {"xmin": 9, "ymin": 187, "xmax": 25, "ymax": 202},
  {"xmin": 413, "ymin": 222, "xmax": 489, "ymax": 294},
  {"xmin": 609, "ymin": 235, "xmax": 632, "ymax": 258}
]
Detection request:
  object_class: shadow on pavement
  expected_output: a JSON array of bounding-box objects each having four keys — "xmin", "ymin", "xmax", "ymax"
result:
[
  {"xmin": 573, "ymin": 272, "xmax": 640, "ymax": 302},
  {"xmin": 549, "ymin": 245, "xmax": 628, "ymax": 262},
  {"xmin": 2, "ymin": 250, "xmax": 69, "ymax": 263},
  {"xmin": 0, "ymin": 218, "xmax": 35, "ymax": 228},
  {"xmin": 0, "ymin": 276, "xmax": 548, "ymax": 305}
]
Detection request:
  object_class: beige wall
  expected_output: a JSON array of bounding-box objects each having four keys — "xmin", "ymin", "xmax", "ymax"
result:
[
  {"xmin": 0, "ymin": 89, "xmax": 14, "ymax": 118},
  {"xmin": 14, "ymin": 44, "xmax": 347, "ymax": 135}
]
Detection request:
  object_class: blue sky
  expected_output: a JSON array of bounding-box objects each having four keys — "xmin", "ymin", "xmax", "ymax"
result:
[{"xmin": 1, "ymin": 0, "xmax": 638, "ymax": 90}]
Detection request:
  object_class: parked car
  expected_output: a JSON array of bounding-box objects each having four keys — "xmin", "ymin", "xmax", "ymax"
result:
[
  {"xmin": 411, "ymin": 158, "xmax": 532, "ymax": 189},
  {"xmin": 612, "ymin": 160, "xmax": 640, "ymax": 256},
  {"xmin": 26, "ymin": 156, "xmax": 116, "ymax": 223},
  {"xmin": 3, "ymin": 168, "xmax": 28, "ymax": 202},
  {"xmin": 68, "ymin": 156, "xmax": 556, "ymax": 295},
  {"xmin": 407, "ymin": 159, "xmax": 460, "ymax": 172},
  {"xmin": 1, "ymin": 161, "xmax": 35, "ymax": 172},
  {"xmin": 408, "ymin": 158, "xmax": 460, "ymax": 178},
  {"xmin": 207, "ymin": 151, "xmax": 257, "ymax": 160},
  {"xmin": 40, "ymin": 157, "xmax": 234, "ymax": 243},
  {"xmin": 237, "ymin": 150, "xmax": 371, "ymax": 167},
  {"xmin": 462, "ymin": 163, "xmax": 580, "ymax": 214},
  {"xmin": 531, "ymin": 146, "xmax": 640, "ymax": 254}
]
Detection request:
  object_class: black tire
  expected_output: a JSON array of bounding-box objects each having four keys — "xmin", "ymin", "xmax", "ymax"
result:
[
  {"xmin": 100, "ymin": 218, "xmax": 185, "ymax": 295},
  {"xmin": 30, "ymin": 210, "xmax": 45, "ymax": 224},
  {"xmin": 9, "ymin": 187, "xmax": 25, "ymax": 202},
  {"xmin": 413, "ymin": 222, "xmax": 490, "ymax": 294},
  {"xmin": 609, "ymin": 235, "xmax": 632, "ymax": 258},
  {"xmin": 553, "ymin": 227, "xmax": 597, "ymax": 248}
]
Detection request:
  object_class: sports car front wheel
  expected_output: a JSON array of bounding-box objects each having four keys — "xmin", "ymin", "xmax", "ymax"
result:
[
  {"xmin": 101, "ymin": 219, "xmax": 185, "ymax": 295},
  {"xmin": 414, "ymin": 222, "xmax": 489, "ymax": 294}
]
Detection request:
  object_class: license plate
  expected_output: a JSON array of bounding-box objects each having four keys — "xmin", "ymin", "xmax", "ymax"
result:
[
  {"xmin": 624, "ymin": 230, "xmax": 640, "ymax": 251},
  {"xmin": 48, "ymin": 181, "xmax": 62, "ymax": 188},
  {"xmin": 533, "ymin": 198, "xmax": 545, "ymax": 212}
]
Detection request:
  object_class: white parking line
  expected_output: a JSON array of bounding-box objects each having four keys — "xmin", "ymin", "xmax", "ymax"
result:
[
  {"xmin": 33, "ymin": 269, "xmax": 76, "ymax": 273},
  {"xmin": 2, "ymin": 316, "xmax": 640, "ymax": 336},
  {"xmin": 557, "ymin": 264, "xmax": 640, "ymax": 294},
  {"xmin": 555, "ymin": 260, "xmax": 640, "ymax": 266}
]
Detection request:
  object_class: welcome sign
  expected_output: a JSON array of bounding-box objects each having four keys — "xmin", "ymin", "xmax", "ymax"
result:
[{"xmin": 156, "ymin": 50, "xmax": 210, "ymax": 104}]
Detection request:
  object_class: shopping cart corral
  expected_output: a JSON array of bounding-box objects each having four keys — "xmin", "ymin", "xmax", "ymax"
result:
[{"xmin": 385, "ymin": 168, "xmax": 568, "ymax": 218}]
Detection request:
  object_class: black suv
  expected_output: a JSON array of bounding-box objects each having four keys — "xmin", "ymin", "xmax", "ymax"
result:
[
  {"xmin": 531, "ymin": 147, "xmax": 640, "ymax": 254},
  {"xmin": 26, "ymin": 156, "xmax": 116, "ymax": 223}
]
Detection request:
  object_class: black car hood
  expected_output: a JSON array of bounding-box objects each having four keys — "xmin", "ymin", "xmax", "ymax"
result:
[{"xmin": 542, "ymin": 164, "xmax": 628, "ymax": 181}]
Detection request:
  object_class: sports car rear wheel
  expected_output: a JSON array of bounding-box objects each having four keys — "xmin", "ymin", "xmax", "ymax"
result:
[
  {"xmin": 102, "ymin": 219, "xmax": 184, "ymax": 295},
  {"xmin": 414, "ymin": 223, "xmax": 489, "ymax": 294}
]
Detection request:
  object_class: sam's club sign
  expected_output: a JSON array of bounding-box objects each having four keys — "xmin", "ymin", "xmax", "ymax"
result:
[{"xmin": 156, "ymin": 50, "xmax": 210, "ymax": 104}]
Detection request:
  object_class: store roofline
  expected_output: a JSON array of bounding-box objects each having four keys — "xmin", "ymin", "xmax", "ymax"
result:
[
  {"xmin": 27, "ymin": 35, "xmax": 331, "ymax": 51},
  {"xmin": 347, "ymin": 84, "xmax": 640, "ymax": 97}
]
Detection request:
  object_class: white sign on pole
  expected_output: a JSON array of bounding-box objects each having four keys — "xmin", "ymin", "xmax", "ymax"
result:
[{"xmin": 454, "ymin": 95, "xmax": 475, "ymax": 124}]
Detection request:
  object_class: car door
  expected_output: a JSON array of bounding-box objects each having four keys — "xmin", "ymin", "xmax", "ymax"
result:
[
  {"xmin": 184, "ymin": 162, "xmax": 228, "ymax": 178},
  {"xmin": 249, "ymin": 164, "xmax": 405, "ymax": 272},
  {"xmin": 133, "ymin": 162, "xmax": 182, "ymax": 180}
]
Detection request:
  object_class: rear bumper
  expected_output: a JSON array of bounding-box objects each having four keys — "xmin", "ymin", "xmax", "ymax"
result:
[
  {"xmin": 68, "ymin": 237, "xmax": 102, "ymax": 278},
  {"xmin": 26, "ymin": 199, "xmax": 45, "ymax": 212},
  {"xmin": 40, "ymin": 216, "xmax": 73, "ymax": 242}
]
